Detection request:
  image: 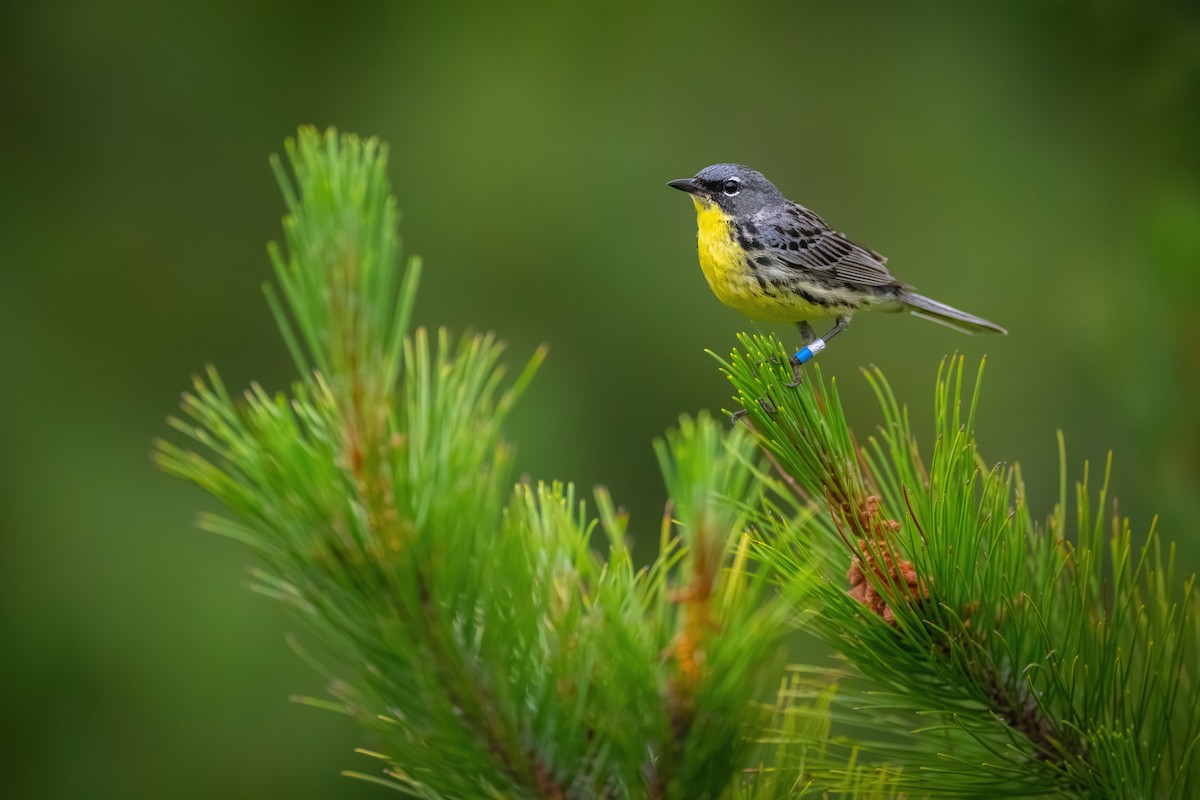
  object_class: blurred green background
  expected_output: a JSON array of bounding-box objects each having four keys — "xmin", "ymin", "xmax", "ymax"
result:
[{"xmin": 2, "ymin": 1, "xmax": 1198, "ymax": 797}]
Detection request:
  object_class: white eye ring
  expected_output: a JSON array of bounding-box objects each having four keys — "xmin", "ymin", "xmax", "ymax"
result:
[{"xmin": 722, "ymin": 178, "xmax": 741, "ymax": 196}]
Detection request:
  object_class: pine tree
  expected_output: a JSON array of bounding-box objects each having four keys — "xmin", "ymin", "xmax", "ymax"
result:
[{"xmin": 157, "ymin": 127, "xmax": 1199, "ymax": 798}]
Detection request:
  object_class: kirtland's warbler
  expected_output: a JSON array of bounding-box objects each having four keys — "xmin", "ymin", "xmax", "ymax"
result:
[{"xmin": 669, "ymin": 164, "xmax": 1004, "ymax": 386}]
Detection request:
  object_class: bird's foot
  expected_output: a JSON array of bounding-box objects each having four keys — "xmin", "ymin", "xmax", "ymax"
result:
[
  {"xmin": 730, "ymin": 396, "xmax": 779, "ymax": 426},
  {"xmin": 785, "ymin": 339, "xmax": 827, "ymax": 387},
  {"xmin": 785, "ymin": 354, "xmax": 804, "ymax": 388}
]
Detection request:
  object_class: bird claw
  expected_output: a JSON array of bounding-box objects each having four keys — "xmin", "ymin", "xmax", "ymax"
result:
[
  {"xmin": 785, "ymin": 355, "xmax": 803, "ymax": 388},
  {"xmin": 729, "ymin": 397, "xmax": 780, "ymax": 426}
]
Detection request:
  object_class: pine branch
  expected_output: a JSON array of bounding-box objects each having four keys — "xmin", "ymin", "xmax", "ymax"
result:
[
  {"xmin": 155, "ymin": 126, "xmax": 1199, "ymax": 799},
  {"xmin": 155, "ymin": 128, "xmax": 812, "ymax": 799},
  {"xmin": 719, "ymin": 334, "xmax": 1200, "ymax": 798}
]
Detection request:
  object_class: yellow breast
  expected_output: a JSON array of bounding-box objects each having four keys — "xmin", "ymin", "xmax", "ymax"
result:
[
  {"xmin": 693, "ymin": 200, "xmax": 746, "ymax": 299},
  {"xmin": 691, "ymin": 198, "xmax": 833, "ymax": 323}
]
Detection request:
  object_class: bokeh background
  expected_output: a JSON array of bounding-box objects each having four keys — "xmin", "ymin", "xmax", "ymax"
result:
[{"xmin": 2, "ymin": 1, "xmax": 1198, "ymax": 797}]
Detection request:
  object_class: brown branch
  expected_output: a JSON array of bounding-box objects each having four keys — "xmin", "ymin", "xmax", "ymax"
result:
[
  {"xmin": 736, "ymin": 417, "xmax": 809, "ymax": 501},
  {"xmin": 414, "ymin": 569, "xmax": 570, "ymax": 799},
  {"xmin": 652, "ymin": 498, "xmax": 725, "ymax": 798},
  {"xmin": 979, "ymin": 663, "xmax": 1062, "ymax": 758},
  {"xmin": 336, "ymin": 373, "xmax": 569, "ymax": 799}
]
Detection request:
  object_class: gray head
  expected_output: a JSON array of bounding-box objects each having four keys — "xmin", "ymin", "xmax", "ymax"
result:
[{"xmin": 667, "ymin": 163, "xmax": 784, "ymax": 215}]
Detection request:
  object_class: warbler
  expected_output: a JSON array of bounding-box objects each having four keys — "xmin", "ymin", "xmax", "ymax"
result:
[{"xmin": 669, "ymin": 164, "xmax": 1004, "ymax": 385}]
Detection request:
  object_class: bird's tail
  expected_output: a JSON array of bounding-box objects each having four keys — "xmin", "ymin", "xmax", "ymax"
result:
[{"xmin": 902, "ymin": 292, "xmax": 1006, "ymax": 335}]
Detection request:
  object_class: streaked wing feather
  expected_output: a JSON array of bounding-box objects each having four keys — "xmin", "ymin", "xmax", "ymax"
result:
[{"xmin": 758, "ymin": 203, "xmax": 898, "ymax": 287}]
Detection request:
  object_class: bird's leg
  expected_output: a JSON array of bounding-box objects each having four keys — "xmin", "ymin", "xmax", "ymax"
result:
[
  {"xmin": 795, "ymin": 321, "xmax": 817, "ymax": 346},
  {"xmin": 759, "ymin": 322, "xmax": 817, "ymax": 368},
  {"xmin": 786, "ymin": 315, "xmax": 851, "ymax": 387},
  {"xmin": 742, "ymin": 323, "xmax": 823, "ymax": 420}
]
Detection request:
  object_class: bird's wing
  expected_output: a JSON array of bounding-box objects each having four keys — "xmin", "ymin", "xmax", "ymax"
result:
[{"xmin": 756, "ymin": 203, "xmax": 900, "ymax": 288}]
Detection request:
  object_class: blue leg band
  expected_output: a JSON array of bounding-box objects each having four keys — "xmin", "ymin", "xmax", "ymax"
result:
[{"xmin": 793, "ymin": 338, "xmax": 827, "ymax": 365}]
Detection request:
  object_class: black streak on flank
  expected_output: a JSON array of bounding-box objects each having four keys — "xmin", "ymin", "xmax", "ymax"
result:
[
  {"xmin": 780, "ymin": 283, "xmax": 829, "ymax": 308},
  {"xmin": 755, "ymin": 256, "xmax": 772, "ymax": 266},
  {"xmin": 755, "ymin": 271, "xmax": 776, "ymax": 297},
  {"xmin": 749, "ymin": 261, "xmax": 779, "ymax": 297},
  {"xmin": 736, "ymin": 232, "xmax": 753, "ymax": 250}
]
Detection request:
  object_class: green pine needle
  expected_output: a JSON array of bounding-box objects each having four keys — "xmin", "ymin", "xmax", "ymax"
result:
[
  {"xmin": 157, "ymin": 128, "xmax": 809, "ymax": 799},
  {"xmin": 157, "ymin": 128, "xmax": 1199, "ymax": 799},
  {"xmin": 719, "ymin": 333, "xmax": 1200, "ymax": 798}
]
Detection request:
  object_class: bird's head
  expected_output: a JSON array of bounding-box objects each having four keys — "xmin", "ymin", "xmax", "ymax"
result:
[{"xmin": 667, "ymin": 163, "xmax": 783, "ymax": 216}]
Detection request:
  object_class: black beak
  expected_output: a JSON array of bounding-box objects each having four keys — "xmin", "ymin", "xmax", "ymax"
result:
[{"xmin": 667, "ymin": 178, "xmax": 700, "ymax": 194}]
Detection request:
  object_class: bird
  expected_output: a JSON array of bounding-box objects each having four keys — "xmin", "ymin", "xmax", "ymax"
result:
[{"xmin": 668, "ymin": 164, "xmax": 1004, "ymax": 388}]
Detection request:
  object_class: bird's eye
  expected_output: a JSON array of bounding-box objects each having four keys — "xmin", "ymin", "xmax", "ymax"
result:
[{"xmin": 722, "ymin": 179, "xmax": 741, "ymax": 196}]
